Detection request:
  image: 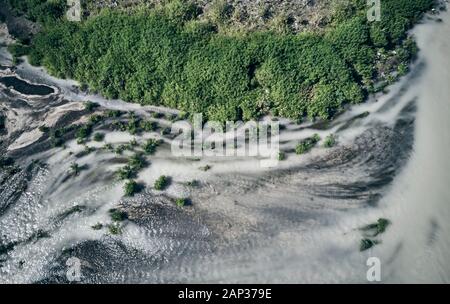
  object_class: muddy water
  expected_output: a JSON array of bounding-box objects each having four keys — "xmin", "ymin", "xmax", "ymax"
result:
[
  {"xmin": 0, "ymin": 10, "xmax": 449, "ymax": 283},
  {"xmin": 0, "ymin": 76, "xmax": 54, "ymax": 96}
]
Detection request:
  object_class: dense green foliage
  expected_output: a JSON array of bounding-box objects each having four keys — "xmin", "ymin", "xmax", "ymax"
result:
[
  {"xmin": 7, "ymin": 0, "xmax": 66, "ymax": 23},
  {"xmin": 15, "ymin": 0, "xmax": 434, "ymax": 121},
  {"xmin": 7, "ymin": 43, "xmax": 30, "ymax": 58},
  {"xmin": 379, "ymin": 0, "xmax": 435, "ymax": 44}
]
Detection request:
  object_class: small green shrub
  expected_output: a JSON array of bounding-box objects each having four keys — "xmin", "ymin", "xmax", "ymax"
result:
[
  {"xmin": 126, "ymin": 118, "xmax": 141, "ymax": 135},
  {"xmin": 160, "ymin": 127, "xmax": 171, "ymax": 136},
  {"xmin": 89, "ymin": 115, "xmax": 103, "ymax": 125},
  {"xmin": 106, "ymin": 110, "xmax": 123, "ymax": 118},
  {"xmin": 124, "ymin": 180, "xmax": 141, "ymax": 196},
  {"xmin": 199, "ymin": 164, "xmax": 211, "ymax": 171},
  {"xmin": 93, "ymin": 132, "xmax": 105, "ymax": 142},
  {"xmin": 361, "ymin": 218, "xmax": 391, "ymax": 237},
  {"xmin": 151, "ymin": 112, "xmax": 164, "ymax": 119},
  {"xmin": 186, "ymin": 180, "xmax": 200, "ymax": 187},
  {"xmin": 143, "ymin": 138, "xmax": 160, "ymax": 155},
  {"xmin": 91, "ymin": 223, "xmax": 103, "ymax": 230},
  {"xmin": 129, "ymin": 138, "xmax": 138, "ymax": 147},
  {"xmin": 115, "ymin": 145, "xmax": 126, "ymax": 155},
  {"xmin": 295, "ymin": 134, "xmax": 321, "ymax": 155},
  {"xmin": 76, "ymin": 124, "xmax": 92, "ymax": 139},
  {"xmin": 397, "ymin": 63, "xmax": 409, "ymax": 76},
  {"xmin": 103, "ymin": 143, "xmax": 113, "ymax": 151},
  {"xmin": 32, "ymin": 230, "xmax": 50, "ymax": 241},
  {"xmin": 57, "ymin": 205, "xmax": 85, "ymax": 221},
  {"xmin": 85, "ymin": 101, "xmax": 99, "ymax": 112},
  {"xmin": 70, "ymin": 162, "xmax": 80, "ymax": 176},
  {"xmin": 140, "ymin": 120, "xmax": 156, "ymax": 132},
  {"xmin": 175, "ymin": 198, "xmax": 189, "ymax": 207},
  {"xmin": 109, "ymin": 208, "xmax": 128, "ymax": 222},
  {"xmin": 116, "ymin": 165, "xmax": 137, "ymax": 180},
  {"xmin": 49, "ymin": 126, "xmax": 75, "ymax": 147},
  {"xmin": 360, "ymin": 239, "xmax": 380, "ymax": 251},
  {"xmin": 108, "ymin": 223, "xmax": 122, "ymax": 235},
  {"xmin": 84, "ymin": 145, "xmax": 95, "ymax": 154},
  {"xmin": 39, "ymin": 125, "xmax": 49, "ymax": 133},
  {"xmin": 51, "ymin": 137, "xmax": 64, "ymax": 147},
  {"xmin": 73, "ymin": 146, "xmax": 94, "ymax": 158},
  {"xmin": 154, "ymin": 175, "xmax": 169, "ymax": 191},
  {"xmin": 323, "ymin": 134, "xmax": 336, "ymax": 148},
  {"xmin": 128, "ymin": 153, "xmax": 146, "ymax": 170}
]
